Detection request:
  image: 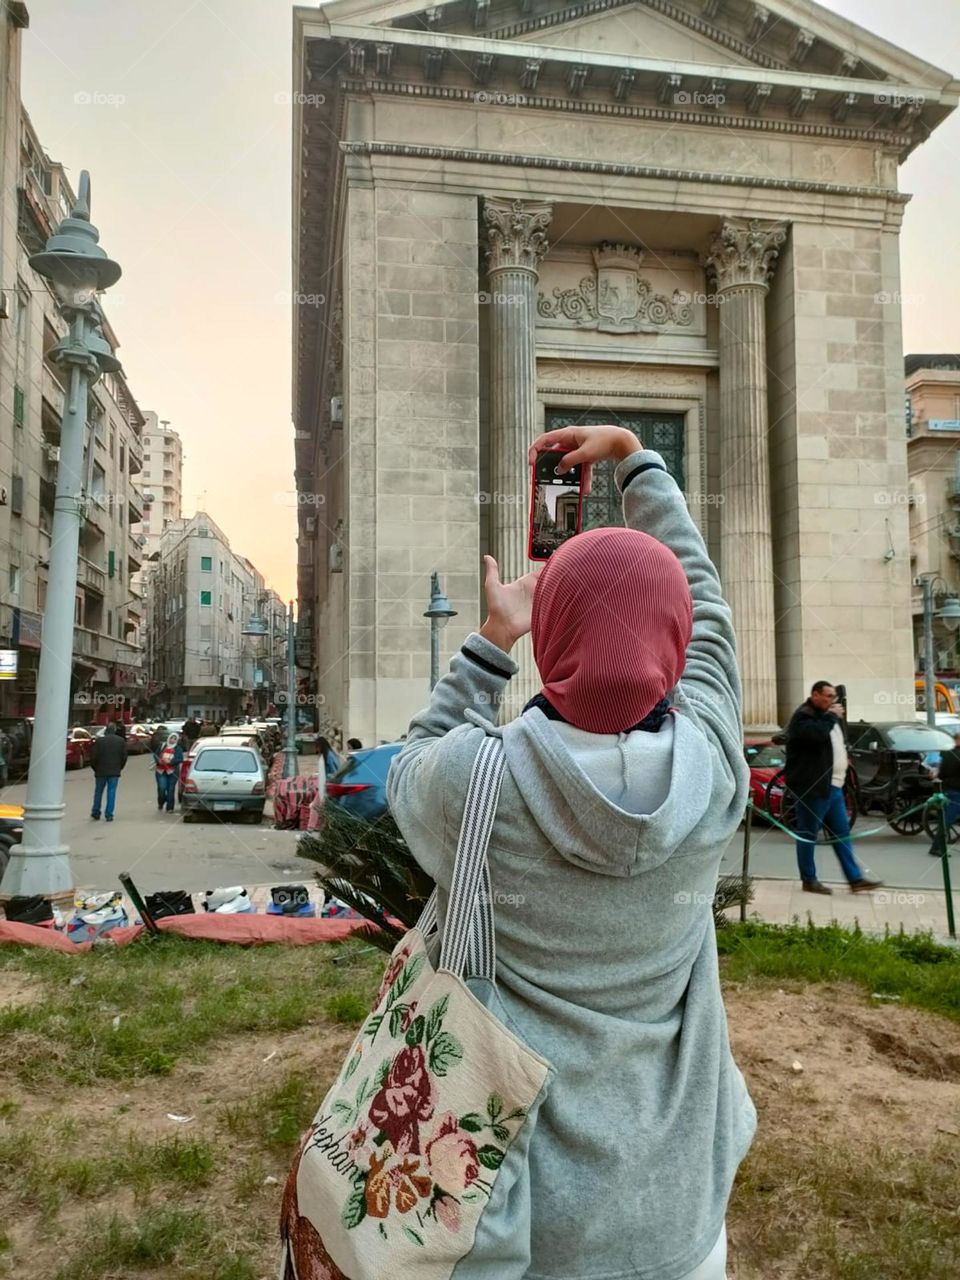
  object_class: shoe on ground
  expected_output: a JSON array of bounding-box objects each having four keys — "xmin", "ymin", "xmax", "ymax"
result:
[
  {"xmin": 850, "ymin": 878, "xmax": 883, "ymax": 893},
  {"xmin": 105, "ymin": 816, "xmax": 113, "ymax": 822},
  {"xmin": 91, "ymin": 813, "xmax": 100, "ymax": 821},
  {"xmin": 802, "ymin": 880, "xmax": 833, "ymax": 895}
]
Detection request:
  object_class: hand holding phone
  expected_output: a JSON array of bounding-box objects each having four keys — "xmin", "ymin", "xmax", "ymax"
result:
[{"xmin": 528, "ymin": 447, "xmax": 583, "ymax": 560}]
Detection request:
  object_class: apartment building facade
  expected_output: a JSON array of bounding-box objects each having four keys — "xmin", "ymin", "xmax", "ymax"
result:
[
  {"xmin": 906, "ymin": 354, "xmax": 960, "ymax": 670},
  {"xmin": 146, "ymin": 512, "xmax": 279, "ymax": 722},
  {"xmin": 0, "ymin": 7, "xmax": 146, "ymax": 722},
  {"xmin": 139, "ymin": 412, "xmax": 182, "ymax": 559}
]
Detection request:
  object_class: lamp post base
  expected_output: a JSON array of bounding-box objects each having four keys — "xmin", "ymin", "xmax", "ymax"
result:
[
  {"xmin": 0, "ymin": 842, "xmax": 75, "ymax": 899},
  {"xmin": 282, "ymin": 747, "xmax": 299, "ymax": 780}
]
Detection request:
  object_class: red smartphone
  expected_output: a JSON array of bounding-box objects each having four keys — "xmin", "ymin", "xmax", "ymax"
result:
[{"xmin": 528, "ymin": 448, "xmax": 584, "ymax": 561}]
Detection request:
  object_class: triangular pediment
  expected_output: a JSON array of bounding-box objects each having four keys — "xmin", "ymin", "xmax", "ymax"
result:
[
  {"xmin": 315, "ymin": 0, "xmax": 958, "ymax": 91},
  {"xmin": 499, "ymin": 2, "xmax": 757, "ymax": 68}
]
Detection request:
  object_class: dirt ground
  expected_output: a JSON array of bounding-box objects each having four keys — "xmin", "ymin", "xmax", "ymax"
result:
[
  {"xmin": 3, "ymin": 978, "xmax": 960, "ymax": 1278},
  {"xmin": 724, "ymin": 981, "xmax": 960, "ymax": 1278}
]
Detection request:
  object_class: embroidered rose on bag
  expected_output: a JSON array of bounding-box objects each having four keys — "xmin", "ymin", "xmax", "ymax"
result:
[
  {"xmin": 424, "ymin": 1113, "xmax": 480, "ymax": 1195},
  {"xmin": 368, "ymin": 1044, "xmax": 437, "ymax": 1154}
]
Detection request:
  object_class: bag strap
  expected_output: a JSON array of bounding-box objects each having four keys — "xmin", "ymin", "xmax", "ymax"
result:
[
  {"xmin": 417, "ymin": 889, "xmax": 439, "ymax": 937},
  {"xmin": 439, "ymin": 735, "xmax": 505, "ymax": 981}
]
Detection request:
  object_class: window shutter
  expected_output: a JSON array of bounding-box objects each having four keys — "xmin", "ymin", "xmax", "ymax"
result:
[
  {"xmin": 10, "ymin": 474, "xmax": 24, "ymax": 515},
  {"xmin": 108, "ymin": 550, "xmax": 116, "ymax": 578},
  {"xmin": 13, "ymin": 386, "xmax": 25, "ymax": 425}
]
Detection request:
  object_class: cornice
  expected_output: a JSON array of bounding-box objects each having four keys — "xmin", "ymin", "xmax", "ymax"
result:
[
  {"xmin": 486, "ymin": 0, "xmax": 791, "ymax": 74},
  {"xmin": 339, "ymin": 139, "xmax": 910, "ymax": 203},
  {"xmin": 338, "ymin": 78, "xmax": 913, "ymax": 148}
]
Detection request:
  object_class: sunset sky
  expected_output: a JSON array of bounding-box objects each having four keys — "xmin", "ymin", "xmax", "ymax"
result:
[{"xmin": 21, "ymin": 1, "xmax": 960, "ymax": 601}]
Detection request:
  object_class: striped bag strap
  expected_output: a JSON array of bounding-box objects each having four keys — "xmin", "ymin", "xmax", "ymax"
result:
[
  {"xmin": 438, "ymin": 735, "xmax": 506, "ymax": 982},
  {"xmin": 416, "ymin": 889, "xmax": 439, "ymax": 938}
]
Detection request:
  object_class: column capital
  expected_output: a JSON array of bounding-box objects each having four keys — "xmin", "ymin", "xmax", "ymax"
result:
[
  {"xmin": 482, "ymin": 197, "xmax": 552, "ymax": 274},
  {"xmin": 704, "ymin": 217, "xmax": 788, "ymax": 292}
]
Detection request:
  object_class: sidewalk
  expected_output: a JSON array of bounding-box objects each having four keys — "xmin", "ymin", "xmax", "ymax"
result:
[{"xmin": 728, "ymin": 876, "xmax": 959, "ymax": 943}]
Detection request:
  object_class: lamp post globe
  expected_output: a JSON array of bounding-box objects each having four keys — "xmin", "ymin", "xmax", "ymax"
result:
[
  {"xmin": 424, "ymin": 573, "xmax": 457, "ymax": 691},
  {"xmin": 0, "ymin": 171, "xmax": 121, "ymax": 902}
]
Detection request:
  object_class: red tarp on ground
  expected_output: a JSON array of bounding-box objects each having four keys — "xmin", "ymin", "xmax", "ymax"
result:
[{"xmin": 0, "ymin": 912, "xmax": 373, "ymax": 953}]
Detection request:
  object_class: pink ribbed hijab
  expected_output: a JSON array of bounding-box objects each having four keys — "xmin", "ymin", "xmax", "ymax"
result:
[{"xmin": 530, "ymin": 527, "xmax": 693, "ymax": 734}]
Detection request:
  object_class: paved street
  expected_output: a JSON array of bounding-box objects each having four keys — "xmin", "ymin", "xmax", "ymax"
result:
[{"xmin": 2, "ymin": 757, "xmax": 304, "ymax": 897}]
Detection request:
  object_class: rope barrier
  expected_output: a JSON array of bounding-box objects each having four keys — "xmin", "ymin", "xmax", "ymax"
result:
[
  {"xmin": 746, "ymin": 792, "xmax": 942, "ymax": 845},
  {"xmin": 741, "ymin": 788, "xmax": 956, "ymax": 940}
]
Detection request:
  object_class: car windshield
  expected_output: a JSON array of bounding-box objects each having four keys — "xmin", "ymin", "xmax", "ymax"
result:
[
  {"xmin": 193, "ymin": 749, "xmax": 260, "ymax": 774},
  {"xmin": 886, "ymin": 725, "xmax": 957, "ymax": 752},
  {"xmin": 746, "ymin": 745, "xmax": 785, "ymax": 768}
]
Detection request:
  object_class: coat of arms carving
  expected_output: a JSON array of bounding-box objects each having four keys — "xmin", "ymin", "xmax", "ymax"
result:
[{"xmin": 537, "ymin": 242, "xmax": 693, "ymax": 334}]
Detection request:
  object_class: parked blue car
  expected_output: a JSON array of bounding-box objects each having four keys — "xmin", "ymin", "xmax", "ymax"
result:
[{"xmin": 324, "ymin": 742, "xmax": 403, "ymax": 821}]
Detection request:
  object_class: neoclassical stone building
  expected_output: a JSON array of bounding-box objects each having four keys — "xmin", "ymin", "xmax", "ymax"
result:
[{"xmin": 291, "ymin": 0, "xmax": 957, "ymax": 740}]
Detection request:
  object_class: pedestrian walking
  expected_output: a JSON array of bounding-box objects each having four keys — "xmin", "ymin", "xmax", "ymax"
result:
[
  {"xmin": 346, "ymin": 737, "xmax": 362, "ymax": 752},
  {"xmin": 153, "ymin": 732, "xmax": 183, "ymax": 813},
  {"xmin": 314, "ymin": 734, "xmax": 340, "ymax": 776},
  {"xmin": 0, "ymin": 728, "xmax": 12, "ymax": 791},
  {"xmin": 784, "ymin": 680, "xmax": 882, "ymax": 894},
  {"xmin": 927, "ymin": 728, "xmax": 960, "ymax": 857},
  {"xmin": 90, "ymin": 723, "xmax": 128, "ymax": 822},
  {"xmin": 374, "ymin": 424, "xmax": 754, "ymax": 1280},
  {"xmin": 181, "ymin": 715, "xmax": 201, "ymax": 749}
]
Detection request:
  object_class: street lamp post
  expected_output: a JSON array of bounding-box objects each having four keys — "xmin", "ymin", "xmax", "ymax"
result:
[
  {"xmin": 918, "ymin": 574, "xmax": 960, "ymax": 727},
  {"xmin": 1, "ymin": 173, "xmax": 121, "ymax": 900},
  {"xmin": 424, "ymin": 573, "xmax": 457, "ymax": 692},
  {"xmin": 283, "ymin": 601, "xmax": 298, "ymax": 778}
]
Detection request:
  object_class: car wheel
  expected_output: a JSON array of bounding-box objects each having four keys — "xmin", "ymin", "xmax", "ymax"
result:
[
  {"xmin": 182, "ymin": 810, "xmax": 195, "ymax": 824},
  {"xmin": 247, "ymin": 811, "xmax": 263, "ymax": 825}
]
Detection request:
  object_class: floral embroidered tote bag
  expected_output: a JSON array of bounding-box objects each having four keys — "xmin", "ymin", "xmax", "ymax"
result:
[{"xmin": 280, "ymin": 736, "xmax": 554, "ymax": 1280}]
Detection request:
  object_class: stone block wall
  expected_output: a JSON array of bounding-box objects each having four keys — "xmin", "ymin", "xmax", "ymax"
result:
[
  {"xmin": 768, "ymin": 219, "xmax": 914, "ymax": 721},
  {"xmin": 342, "ymin": 183, "xmax": 481, "ymax": 744}
]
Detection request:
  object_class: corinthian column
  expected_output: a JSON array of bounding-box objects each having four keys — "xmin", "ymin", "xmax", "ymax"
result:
[
  {"xmin": 705, "ymin": 217, "xmax": 787, "ymax": 730},
  {"xmin": 482, "ymin": 197, "xmax": 553, "ymax": 719}
]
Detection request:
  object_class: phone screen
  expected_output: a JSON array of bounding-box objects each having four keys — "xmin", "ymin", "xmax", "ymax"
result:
[{"xmin": 530, "ymin": 453, "xmax": 582, "ymax": 559}]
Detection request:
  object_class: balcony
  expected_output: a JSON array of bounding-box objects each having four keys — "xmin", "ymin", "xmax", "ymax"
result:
[
  {"xmin": 85, "ymin": 496, "xmax": 107, "ymax": 534},
  {"xmin": 128, "ymin": 488, "xmax": 144, "ymax": 520},
  {"xmin": 128, "ymin": 537, "xmax": 143, "ymax": 569},
  {"xmin": 73, "ymin": 626, "xmax": 101, "ymax": 658},
  {"xmin": 81, "ymin": 558, "xmax": 106, "ymax": 596},
  {"xmin": 128, "ymin": 433, "xmax": 143, "ymax": 474}
]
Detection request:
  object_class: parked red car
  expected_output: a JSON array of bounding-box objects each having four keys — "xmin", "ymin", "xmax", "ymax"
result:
[
  {"xmin": 744, "ymin": 738, "xmax": 857, "ymax": 828},
  {"xmin": 66, "ymin": 727, "xmax": 96, "ymax": 770}
]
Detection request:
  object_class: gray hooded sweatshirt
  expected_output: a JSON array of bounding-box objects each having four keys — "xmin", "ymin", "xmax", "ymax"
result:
[{"xmin": 387, "ymin": 449, "xmax": 756, "ymax": 1280}]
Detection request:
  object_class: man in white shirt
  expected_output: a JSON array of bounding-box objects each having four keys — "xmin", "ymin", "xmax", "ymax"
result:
[{"xmin": 784, "ymin": 681, "xmax": 882, "ymax": 895}]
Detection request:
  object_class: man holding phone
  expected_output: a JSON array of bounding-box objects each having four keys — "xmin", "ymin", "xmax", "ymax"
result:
[{"xmin": 784, "ymin": 680, "xmax": 881, "ymax": 894}]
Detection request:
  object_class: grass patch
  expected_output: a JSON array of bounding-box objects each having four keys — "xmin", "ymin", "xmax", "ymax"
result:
[
  {"xmin": 718, "ymin": 920, "xmax": 960, "ymax": 1022},
  {"xmin": 221, "ymin": 1069, "xmax": 318, "ymax": 1153},
  {"xmin": 732, "ymin": 1132, "xmax": 960, "ymax": 1279},
  {"xmin": 52, "ymin": 1206, "xmax": 257, "ymax": 1280},
  {"xmin": 0, "ymin": 935, "xmax": 382, "ymax": 1087}
]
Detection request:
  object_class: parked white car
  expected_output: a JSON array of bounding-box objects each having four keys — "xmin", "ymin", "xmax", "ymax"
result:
[{"xmin": 181, "ymin": 742, "xmax": 266, "ymax": 824}]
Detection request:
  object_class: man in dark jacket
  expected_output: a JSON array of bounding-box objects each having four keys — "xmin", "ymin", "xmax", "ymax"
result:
[
  {"xmin": 784, "ymin": 680, "xmax": 881, "ymax": 895},
  {"xmin": 182, "ymin": 716, "xmax": 201, "ymax": 749},
  {"xmin": 928, "ymin": 730, "xmax": 960, "ymax": 856},
  {"xmin": 90, "ymin": 724, "xmax": 128, "ymax": 822}
]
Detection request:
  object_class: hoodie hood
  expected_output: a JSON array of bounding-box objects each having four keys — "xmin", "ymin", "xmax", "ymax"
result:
[{"xmin": 498, "ymin": 706, "xmax": 723, "ymax": 877}]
